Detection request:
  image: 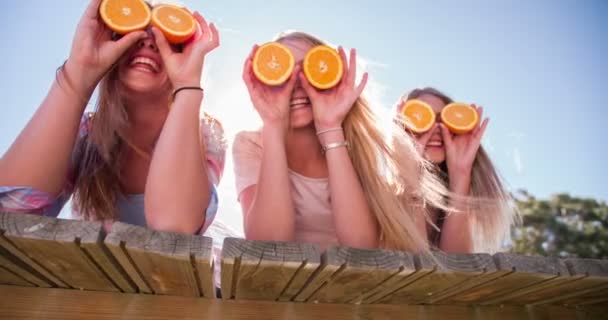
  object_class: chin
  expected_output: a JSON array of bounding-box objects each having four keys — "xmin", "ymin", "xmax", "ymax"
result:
[
  {"xmin": 289, "ymin": 107, "xmax": 314, "ymax": 128},
  {"xmin": 424, "ymin": 151, "xmax": 445, "ymax": 164}
]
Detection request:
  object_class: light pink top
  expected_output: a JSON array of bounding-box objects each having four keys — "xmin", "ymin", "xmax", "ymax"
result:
[{"xmin": 232, "ymin": 130, "xmax": 339, "ymax": 249}]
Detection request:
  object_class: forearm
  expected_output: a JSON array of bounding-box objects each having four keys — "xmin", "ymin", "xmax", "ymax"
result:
[
  {"xmin": 439, "ymin": 173, "xmax": 474, "ymax": 253},
  {"xmin": 245, "ymin": 125, "xmax": 295, "ymax": 241},
  {"xmin": 321, "ymin": 131, "xmax": 378, "ymax": 248},
  {"xmin": 0, "ymin": 64, "xmax": 93, "ymax": 195},
  {"xmin": 145, "ymin": 90, "xmax": 210, "ymax": 234}
]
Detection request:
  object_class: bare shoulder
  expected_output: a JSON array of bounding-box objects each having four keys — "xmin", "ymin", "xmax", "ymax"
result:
[{"xmin": 233, "ymin": 130, "xmax": 262, "ymax": 151}]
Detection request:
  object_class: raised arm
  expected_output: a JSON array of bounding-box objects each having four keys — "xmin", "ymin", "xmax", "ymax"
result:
[
  {"xmin": 299, "ymin": 47, "xmax": 379, "ymax": 249},
  {"xmin": 0, "ymin": 0, "xmax": 145, "ymax": 195},
  {"xmin": 237, "ymin": 46, "xmax": 301, "ymax": 241},
  {"xmin": 144, "ymin": 13, "xmax": 220, "ymax": 234},
  {"xmin": 438, "ymin": 105, "xmax": 489, "ymax": 253}
]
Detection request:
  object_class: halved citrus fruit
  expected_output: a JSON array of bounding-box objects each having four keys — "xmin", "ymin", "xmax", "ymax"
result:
[
  {"xmin": 441, "ymin": 103, "xmax": 479, "ymax": 134},
  {"xmin": 400, "ymin": 99, "xmax": 436, "ymax": 133},
  {"xmin": 151, "ymin": 4, "xmax": 197, "ymax": 44},
  {"xmin": 303, "ymin": 45, "xmax": 343, "ymax": 90},
  {"xmin": 253, "ymin": 42, "xmax": 295, "ymax": 86},
  {"xmin": 100, "ymin": 0, "xmax": 151, "ymax": 34}
]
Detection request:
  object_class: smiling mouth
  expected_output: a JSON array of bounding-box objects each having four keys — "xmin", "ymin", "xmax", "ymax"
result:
[
  {"xmin": 427, "ymin": 141, "xmax": 443, "ymax": 147},
  {"xmin": 290, "ymin": 97, "xmax": 311, "ymax": 109},
  {"xmin": 129, "ymin": 56, "xmax": 160, "ymax": 73}
]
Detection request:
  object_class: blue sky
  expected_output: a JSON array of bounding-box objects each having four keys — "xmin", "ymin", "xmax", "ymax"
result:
[{"xmin": 1, "ymin": 1, "xmax": 606, "ymax": 232}]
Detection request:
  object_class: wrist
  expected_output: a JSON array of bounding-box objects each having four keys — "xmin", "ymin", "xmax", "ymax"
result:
[
  {"xmin": 262, "ymin": 122, "xmax": 288, "ymax": 140},
  {"xmin": 63, "ymin": 59, "xmax": 97, "ymax": 98},
  {"xmin": 317, "ymin": 129, "xmax": 345, "ymax": 145},
  {"xmin": 315, "ymin": 121, "xmax": 343, "ymax": 132},
  {"xmin": 448, "ymin": 172, "xmax": 471, "ymax": 195},
  {"xmin": 172, "ymin": 80, "xmax": 202, "ymax": 89}
]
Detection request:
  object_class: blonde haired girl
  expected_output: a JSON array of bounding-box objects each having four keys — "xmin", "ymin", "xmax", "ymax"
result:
[
  {"xmin": 233, "ymin": 31, "xmax": 446, "ymax": 251},
  {"xmin": 398, "ymin": 87, "xmax": 517, "ymax": 252}
]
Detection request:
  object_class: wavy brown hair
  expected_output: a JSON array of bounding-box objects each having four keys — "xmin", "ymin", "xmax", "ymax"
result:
[
  {"xmin": 403, "ymin": 87, "xmax": 518, "ymax": 252},
  {"xmin": 71, "ymin": 67, "xmax": 132, "ymax": 221},
  {"xmin": 276, "ymin": 32, "xmax": 449, "ymax": 252}
]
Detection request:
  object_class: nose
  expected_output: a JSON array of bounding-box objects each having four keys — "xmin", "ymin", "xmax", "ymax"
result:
[{"xmin": 136, "ymin": 30, "xmax": 159, "ymax": 52}]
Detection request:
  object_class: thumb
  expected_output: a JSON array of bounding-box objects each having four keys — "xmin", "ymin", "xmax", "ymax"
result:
[
  {"xmin": 151, "ymin": 27, "xmax": 173, "ymax": 62},
  {"xmin": 109, "ymin": 31, "xmax": 146, "ymax": 59}
]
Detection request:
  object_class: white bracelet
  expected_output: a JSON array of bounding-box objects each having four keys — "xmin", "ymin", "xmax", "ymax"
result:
[
  {"xmin": 322, "ymin": 141, "xmax": 350, "ymax": 154},
  {"xmin": 316, "ymin": 127, "xmax": 343, "ymax": 136}
]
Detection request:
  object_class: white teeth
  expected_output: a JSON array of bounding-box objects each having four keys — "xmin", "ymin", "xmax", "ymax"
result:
[
  {"xmin": 290, "ymin": 98, "xmax": 310, "ymax": 107},
  {"xmin": 130, "ymin": 57, "xmax": 159, "ymax": 72},
  {"xmin": 427, "ymin": 141, "xmax": 443, "ymax": 147}
]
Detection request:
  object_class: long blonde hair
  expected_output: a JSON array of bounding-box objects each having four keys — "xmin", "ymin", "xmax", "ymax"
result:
[
  {"xmin": 276, "ymin": 32, "xmax": 448, "ymax": 252},
  {"xmin": 405, "ymin": 87, "xmax": 518, "ymax": 252}
]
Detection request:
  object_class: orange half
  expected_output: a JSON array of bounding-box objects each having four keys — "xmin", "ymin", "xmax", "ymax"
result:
[
  {"xmin": 400, "ymin": 99, "xmax": 436, "ymax": 133},
  {"xmin": 441, "ymin": 103, "xmax": 479, "ymax": 134},
  {"xmin": 303, "ymin": 45, "xmax": 343, "ymax": 90},
  {"xmin": 253, "ymin": 42, "xmax": 295, "ymax": 86},
  {"xmin": 100, "ymin": 0, "xmax": 151, "ymax": 34},
  {"xmin": 151, "ymin": 4, "xmax": 197, "ymax": 44}
]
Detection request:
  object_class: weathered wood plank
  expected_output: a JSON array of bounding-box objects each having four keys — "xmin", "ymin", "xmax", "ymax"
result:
[
  {"xmin": 0, "ymin": 212, "xmax": 116, "ymax": 291},
  {"xmin": 0, "ymin": 247, "xmax": 53, "ymax": 287},
  {"xmin": 0, "ymin": 285, "xmax": 590, "ymax": 320},
  {"xmin": 373, "ymin": 251, "xmax": 496, "ymax": 304},
  {"xmin": 220, "ymin": 238, "xmax": 321, "ymax": 301},
  {"xmin": 305, "ymin": 246, "xmax": 409, "ymax": 304},
  {"xmin": 0, "ymin": 265, "xmax": 33, "ymax": 286},
  {"xmin": 355, "ymin": 251, "xmax": 418, "ymax": 304},
  {"xmin": 105, "ymin": 222, "xmax": 214, "ymax": 297},
  {"xmin": 439, "ymin": 253, "xmax": 568, "ymax": 305},
  {"xmin": 529, "ymin": 258, "xmax": 608, "ymax": 307},
  {"xmin": 0, "ymin": 285, "xmax": 606, "ymax": 320},
  {"xmin": 495, "ymin": 258, "xmax": 607, "ymax": 305}
]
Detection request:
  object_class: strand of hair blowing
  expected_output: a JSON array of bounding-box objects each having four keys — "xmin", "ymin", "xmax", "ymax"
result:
[
  {"xmin": 343, "ymin": 97, "xmax": 449, "ymax": 252},
  {"xmin": 72, "ymin": 68, "xmax": 129, "ymax": 221}
]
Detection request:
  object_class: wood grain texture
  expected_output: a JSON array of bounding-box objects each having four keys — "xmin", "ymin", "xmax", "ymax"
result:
[
  {"xmin": 220, "ymin": 238, "xmax": 321, "ymax": 301},
  {"xmin": 0, "ymin": 285, "xmax": 592, "ymax": 320},
  {"xmin": 0, "ymin": 247, "xmax": 53, "ymax": 287},
  {"xmin": 440, "ymin": 252, "xmax": 568, "ymax": 305},
  {"xmin": 305, "ymin": 246, "xmax": 410, "ymax": 304},
  {"xmin": 374, "ymin": 251, "xmax": 496, "ymax": 305},
  {"xmin": 104, "ymin": 222, "xmax": 214, "ymax": 297},
  {"xmin": 530, "ymin": 258, "xmax": 608, "ymax": 307},
  {"xmin": 0, "ymin": 212, "xmax": 116, "ymax": 291}
]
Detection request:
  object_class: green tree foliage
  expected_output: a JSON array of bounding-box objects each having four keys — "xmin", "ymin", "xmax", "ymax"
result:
[{"xmin": 510, "ymin": 190, "xmax": 608, "ymax": 259}]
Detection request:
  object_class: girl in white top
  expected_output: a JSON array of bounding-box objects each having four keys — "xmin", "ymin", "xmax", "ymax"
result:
[{"xmin": 233, "ymin": 31, "xmax": 447, "ymax": 252}]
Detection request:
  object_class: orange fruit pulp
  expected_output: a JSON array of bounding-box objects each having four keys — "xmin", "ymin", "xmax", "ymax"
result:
[
  {"xmin": 151, "ymin": 4, "xmax": 197, "ymax": 44},
  {"xmin": 99, "ymin": 0, "xmax": 151, "ymax": 34},
  {"xmin": 440, "ymin": 103, "xmax": 479, "ymax": 134},
  {"xmin": 303, "ymin": 45, "xmax": 343, "ymax": 90},
  {"xmin": 400, "ymin": 99, "xmax": 436, "ymax": 133},
  {"xmin": 252, "ymin": 42, "xmax": 295, "ymax": 86}
]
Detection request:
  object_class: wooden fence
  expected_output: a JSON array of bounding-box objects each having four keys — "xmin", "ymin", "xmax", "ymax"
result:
[{"xmin": 0, "ymin": 211, "xmax": 606, "ymax": 319}]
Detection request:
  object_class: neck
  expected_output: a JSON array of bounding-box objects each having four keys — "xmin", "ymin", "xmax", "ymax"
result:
[
  {"xmin": 285, "ymin": 125, "xmax": 327, "ymax": 178},
  {"xmin": 123, "ymin": 93, "xmax": 170, "ymax": 154}
]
